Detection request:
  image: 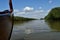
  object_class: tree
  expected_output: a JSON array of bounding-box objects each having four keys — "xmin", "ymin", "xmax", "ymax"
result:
[{"xmin": 45, "ymin": 7, "xmax": 60, "ymax": 20}]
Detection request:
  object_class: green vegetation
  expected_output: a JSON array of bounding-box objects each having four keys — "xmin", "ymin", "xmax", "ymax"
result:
[
  {"xmin": 14, "ymin": 16, "xmax": 36, "ymax": 21},
  {"xmin": 45, "ymin": 7, "xmax": 60, "ymax": 20},
  {"xmin": 12, "ymin": 16, "xmax": 36, "ymax": 24},
  {"xmin": 40, "ymin": 18, "xmax": 44, "ymax": 20},
  {"xmin": 46, "ymin": 20, "xmax": 60, "ymax": 31},
  {"xmin": 44, "ymin": 7, "xmax": 60, "ymax": 31}
]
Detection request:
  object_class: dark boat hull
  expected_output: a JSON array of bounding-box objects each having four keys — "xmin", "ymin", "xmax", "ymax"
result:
[{"xmin": 0, "ymin": 16, "xmax": 12, "ymax": 40}]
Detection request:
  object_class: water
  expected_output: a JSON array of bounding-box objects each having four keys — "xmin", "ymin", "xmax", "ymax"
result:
[{"xmin": 10, "ymin": 20, "xmax": 60, "ymax": 40}]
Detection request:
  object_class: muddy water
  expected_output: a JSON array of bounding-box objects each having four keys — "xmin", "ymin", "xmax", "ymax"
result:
[{"xmin": 11, "ymin": 20, "xmax": 60, "ymax": 40}]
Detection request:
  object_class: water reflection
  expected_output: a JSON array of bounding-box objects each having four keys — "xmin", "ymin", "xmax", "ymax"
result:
[
  {"xmin": 46, "ymin": 20, "xmax": 60, "ymax": 31},
  {"xmin": 25, "ymin": 28, "xmax": 33, "ymax": 34},
  {"xmin": 11, "ymin": 20, "xmax": 60, "ymax": 40}
]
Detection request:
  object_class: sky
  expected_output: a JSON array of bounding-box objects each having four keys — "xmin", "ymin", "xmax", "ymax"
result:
[{"xmin": 0, "ymin": 0, "xmax": 60, "ymax": 19}]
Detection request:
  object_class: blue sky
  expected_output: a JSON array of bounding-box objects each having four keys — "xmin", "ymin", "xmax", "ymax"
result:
[
  {"xmin": 0, "ymin": 0, "xmax": 60, "ymax": 19},
  {"xmin": 13, "ymin": 0, "xmax": 60, "ymax": 10}
]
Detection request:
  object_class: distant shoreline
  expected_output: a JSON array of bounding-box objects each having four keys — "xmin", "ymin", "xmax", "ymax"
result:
[{"xmin": 13, "ymin": 16, "xmax": 37, "ymax": 24}]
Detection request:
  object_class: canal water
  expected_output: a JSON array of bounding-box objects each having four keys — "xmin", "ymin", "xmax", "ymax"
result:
[{"xmin": 10, "ymin": 20, "xmax": 60, "ymax": 40}]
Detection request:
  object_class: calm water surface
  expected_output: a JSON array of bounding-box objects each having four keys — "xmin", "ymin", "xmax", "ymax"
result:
[{"xmin": 11, "ymin": 20, "xmax": 60, "ymax": 40}]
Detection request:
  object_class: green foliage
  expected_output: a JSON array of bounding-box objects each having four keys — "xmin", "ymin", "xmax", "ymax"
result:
[
  {"xmin": 45, "ymin": 7, "xmax": 60, "ymax": 20},
  {"xmin": 14, "ymin": 16, "xmax": 36, "ymax": 21},
  {"xmin": 40, "ymin": 18, "xmax": 44, "ymax": 20},
  {"xmin": 13, "ymin": 16, "xmax": 36, "ymax": 24},
  {"xmin": 46, "ymin": 20, "xmax": 60, "ymax": 31}
]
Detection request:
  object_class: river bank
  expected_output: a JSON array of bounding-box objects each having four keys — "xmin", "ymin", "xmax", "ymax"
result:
[{"xmin": 13, "ymin": 16, "xmax": 37, "ymax": 24}]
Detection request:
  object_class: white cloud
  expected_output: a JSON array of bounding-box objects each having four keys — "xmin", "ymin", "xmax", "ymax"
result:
[
  {"xmin": 14, "ymin": 8, "xmax": 48, "ymax": 19},
  {"xmin": 14, "ymin": 9, "xmax": 45, "ymax": 15},
  {"xmin": 34, "ymin": 10, "xmax": 44, "ymax": 13},
  {"xmin": 14, "ymin": 9, "xmax": 20, "ymax": 12},
  {"xmin": 39, "ymin": 7, "xmax": 42, "ymax": 9},
  {"xmin": 47, "ymin": 9, "xmax": 51, "ymax": 12},
  {"xmin": 39, "ymin": 10, "xmax": 44, "ymax": 12},
  {"xmin": 14, "ymin": 9, "xmax": 24, "ymax": 16},
  {"xmin": 49, "ymin": 0, "xmax": 52, "ymax": 4},
  {"xmin": 23, "ymin": 6, "xmax": 34, "ymax": 12}
]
